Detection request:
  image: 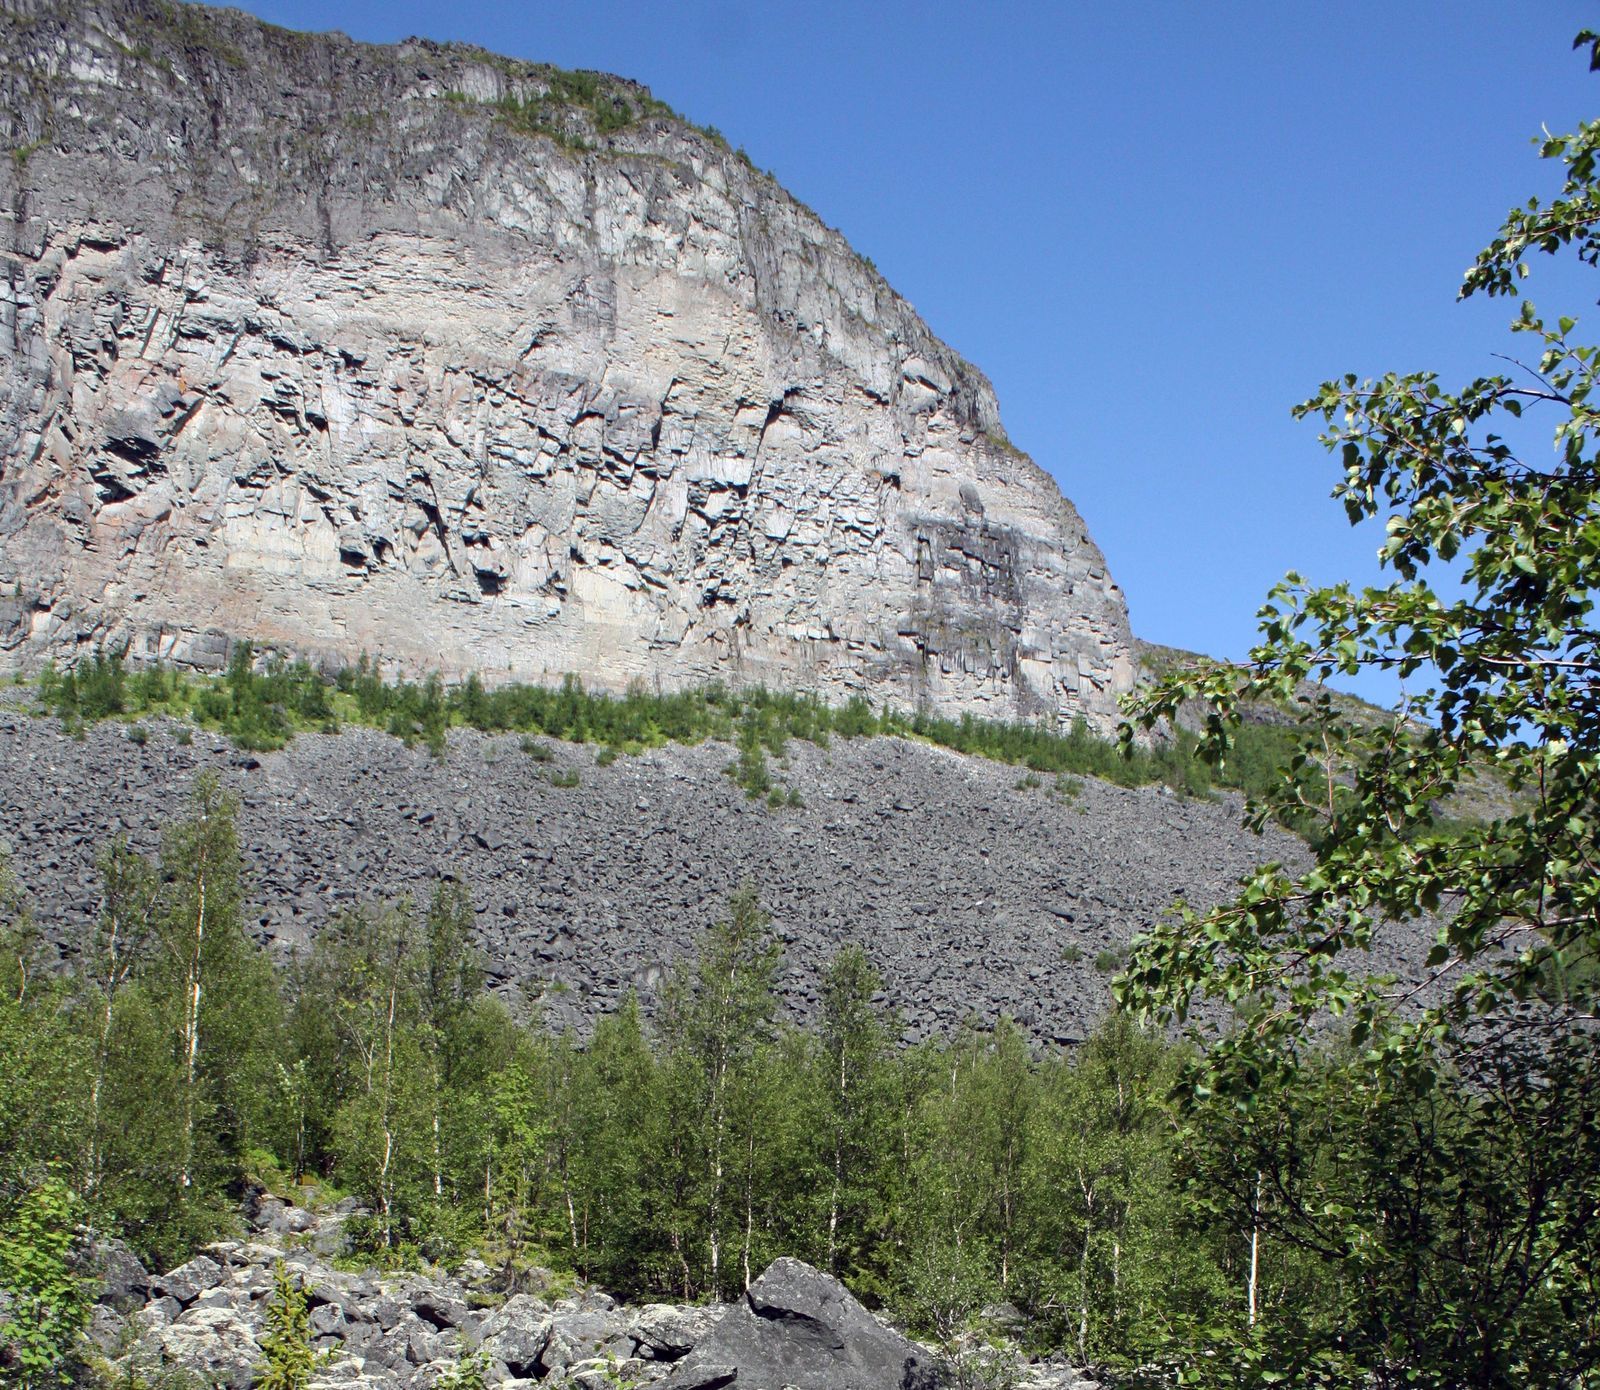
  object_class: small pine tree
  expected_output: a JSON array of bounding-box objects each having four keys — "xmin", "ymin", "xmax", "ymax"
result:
[{"xmin": 255, "ymin": 1262, "xmax": 315, "ymax": 1390}]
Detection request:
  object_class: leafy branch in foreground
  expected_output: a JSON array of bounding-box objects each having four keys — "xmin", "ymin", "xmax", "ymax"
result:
[{"xmin": 1116, "ymin": 34, "xmax": 1600, "ymax": 1389}]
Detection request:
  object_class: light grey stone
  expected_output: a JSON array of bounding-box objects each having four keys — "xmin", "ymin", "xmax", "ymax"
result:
[
  {"xmin": 156, "ymin": 1255, "xmax": 224, "ymax": 1306},
  {"xmin": 474, "ymin": 1294, "xmax": 554, "ymax": 1379},
  {"xmin": 156, "ymin": 1306, "xmax": 260, "ymax": 1390}
]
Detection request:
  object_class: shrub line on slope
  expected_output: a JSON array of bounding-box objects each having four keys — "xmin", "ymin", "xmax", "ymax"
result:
[{"xmin": 30, "ymin": 645, "xmax": 1306, "ymax": 805}]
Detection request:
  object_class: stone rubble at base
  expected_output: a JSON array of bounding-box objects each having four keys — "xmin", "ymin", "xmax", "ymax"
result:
[{"xmin": 85, "ymin": 1195, "xmax": 1105, "ymax": 1390}]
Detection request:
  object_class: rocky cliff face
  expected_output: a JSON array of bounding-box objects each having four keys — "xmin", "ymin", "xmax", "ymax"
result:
[{"xmin": 0, "ymin": 0, "xmax": 1135, "ymax": 730}]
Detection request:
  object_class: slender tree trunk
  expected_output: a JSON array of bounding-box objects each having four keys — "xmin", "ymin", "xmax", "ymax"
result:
[
  {"xmin": 742, "ymin": 1129, "xmax": 756, "ymax": 1292},
  {"xmin": 709, "ymin": 1050, "xmax": 727, "ymax": 1296},
  {"xmin": 671, "ymin": 1228, "xmax": 691, "ymax": 1302},
  {"xmin": 86, "ymin": 929, "xmax": 121, "ymax": 1198},
  {"xmin": 378, "ymin": 966, "xmax": 398, "ymax": 1245},
  {"xmin": 828, "ymin": 1045, "xmax": 845, "ymax": 1271},
  {"xmin": 432, "ymin": 1093, "xmax": 443, "ymax": 1199},
  {"xmin": 1248, "ymin": 1169, "xmax": 1263, "ymax": 1328},
  {"xmin": 1077, "ymin": 1179, "xmax": 1094, "ymax": 1366},
  {"xmin": 178, "ymin": 871, "xmax": 207, "ymax": 1192},
  {"xmin": 1000, "ymin": 1131, "xmax": 1016, "ymax": 1290}
]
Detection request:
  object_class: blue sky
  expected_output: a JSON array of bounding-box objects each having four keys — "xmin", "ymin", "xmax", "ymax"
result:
[{"xmin": 232, "ymin": 0, "xmax": 1596, "ymax": 700}]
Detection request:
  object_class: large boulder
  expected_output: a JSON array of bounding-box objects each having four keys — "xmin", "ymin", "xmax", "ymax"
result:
[
  {"xmin": 154, "ymin": 1255, "xmax": 225, "ymax": 1307},
  {"xmin": 629, "ymin": 1303, "xmax": 723, "ymax": 1362},
  {"xmin": 665, "ymin": 1258, "xmax": 940, "ymax": 1390},
  {"xmin": 537, "ymin": 1304, "xmax": 630, "ymax": 1375},
  {"xmin": 89, "ymin": 1237, "xmax": 152, "ymax": 1312},
  {"xmin": 155, "ymin": 1306, "xmax": 261, "ymax": 1390},
  {"xmin": 472, "ymin": 1294, "xmax": 554, "ymax": 1379}
]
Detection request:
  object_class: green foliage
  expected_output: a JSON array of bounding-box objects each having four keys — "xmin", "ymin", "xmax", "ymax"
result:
[
  {"xmin": 1118, "ymin": 36, "xmax": 1600, "ymax": 1386},
  {"xmin": 0, "ymin": 1176, "xmax": 92, "ymax": 1388},
  {"xmin": 1091, "ymin": 949, "xmax": 1125, "ymax": 975},
  {"xmin": 438, "ymin": 62, "xmax": 670, "ymax": 150},
  {"xmin": 255, "ymin": 1263, "xmax": 315, "ymax": 1390},
  {"xmin": 433, "ymin": 1350, "xmax": 490, "ymax": 1390},
  {"xmin": 0, "ymin": 813, "xmax": 1234, "ymax": 1369},
  {"xmin": 38, "ymin": 645, "xmax": 336, "ymax": 752},
  {"xmin": 655, "ymin": 883, "xmax": 785, "ymax": 1300},
  {"xmin": 35, "ymin": 652, "xmax": 1315, "ymax": 810}
]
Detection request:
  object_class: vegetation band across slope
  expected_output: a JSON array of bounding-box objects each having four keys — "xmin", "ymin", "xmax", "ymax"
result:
[{"xmin": 31, "ymin": 646, "xmax": 1303, "ymax": 810}]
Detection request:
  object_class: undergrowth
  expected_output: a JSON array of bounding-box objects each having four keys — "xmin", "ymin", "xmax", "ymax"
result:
[{"xmin": 33, "ymin": 647, "xmax": 1299, "ymax": 806}]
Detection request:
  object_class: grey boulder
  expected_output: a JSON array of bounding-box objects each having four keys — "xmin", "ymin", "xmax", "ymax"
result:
[
  {"xmin": 666, "ymin": 1258, "xmax": 940, "ymax": 1390},
  {"xmin": 155, "ymin": 1255, "xmax": 225, "ymax": 1306},
  {"xmin": 90, "ymin": 1238, "xmax": 152, "ymax": 1312},
  {"xmin": 155, "ymin": 1306, "xmax": 261, "ymax": 1389},
  {"xmin": 630, "ymin": 1303, "xmax": 721, "ymax": 1362},
  {"xmin": 473, "ymin": 1294, "xmax": 554, "ymax": 1378},
  {"xmin": 538, "ymin": 1305, "xmax": 629, "ymax": 1375}
]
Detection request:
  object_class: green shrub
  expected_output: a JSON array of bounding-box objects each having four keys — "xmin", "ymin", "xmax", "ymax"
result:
[
  {"xmin": 434, "ymin": 1351, "xmax": 489, "ymax": 1390},
  {"xmin": 0, "ymin": 1176, "xmax": 93, "ymax": 1387},
  {"xmin": 35, "ymin": 656, "xmax": 1326, "ymax": 825},
  {"xmin": 1093, "ymin": 949, "xmax": 1126, "ymax": 975},
  {"xmin": 255, "ymin": 1262, "xmax": 315, "ymax": 1390}
]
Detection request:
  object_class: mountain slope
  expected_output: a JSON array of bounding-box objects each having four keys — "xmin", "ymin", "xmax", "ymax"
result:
[{"xmin": 0, "ymin": 695, "xmax": 1461, "ymax": 1044}]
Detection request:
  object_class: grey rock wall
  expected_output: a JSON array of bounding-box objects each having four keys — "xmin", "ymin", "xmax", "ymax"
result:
[{"xmin": 0, "ymin": 0, "xmax": 1135, "ymax": 731}]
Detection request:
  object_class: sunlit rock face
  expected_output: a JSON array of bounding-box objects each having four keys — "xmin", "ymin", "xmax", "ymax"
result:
[{"xmin": 0, "ymin": 0, "xmax": 1135, "ymax": 729}]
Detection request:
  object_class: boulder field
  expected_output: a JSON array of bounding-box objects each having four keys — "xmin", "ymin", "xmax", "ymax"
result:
[
  {"xmin": 84, "ymin": 1196, "xmax": 1102, "ymax": 1390},
  {"xmin": 0, "ymin": 696, "xmax": 1360, "ymax": 1043}
]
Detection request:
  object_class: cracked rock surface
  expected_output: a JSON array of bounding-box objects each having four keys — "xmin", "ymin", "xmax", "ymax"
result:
[{"xmin": 0, "ymin": 0, "xmax": 1134, "ymax": 731}]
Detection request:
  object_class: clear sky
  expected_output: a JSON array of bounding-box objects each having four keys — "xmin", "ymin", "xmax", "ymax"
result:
[{"xmin": 228, "ymin": 0, "xmax": 1596, "ymax": 701}]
